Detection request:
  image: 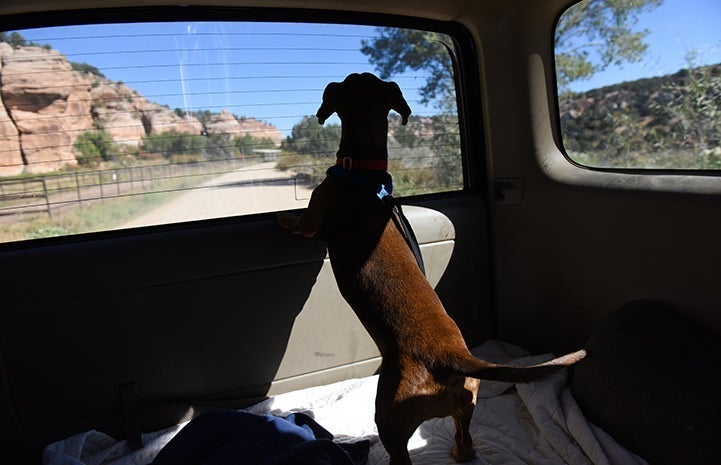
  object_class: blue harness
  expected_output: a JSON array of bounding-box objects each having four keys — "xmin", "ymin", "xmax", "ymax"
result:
[
  {"xmin": 326, "ymin": 165, "xmax": 393, "ymax": 202},
  {"xmin": 326, "ymin": 165, "xmax": 426, "ymax": 276}
]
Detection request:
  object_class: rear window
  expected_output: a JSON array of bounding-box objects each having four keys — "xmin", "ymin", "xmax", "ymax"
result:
[
  {"xmin": 555, "ymin": 0, "xmax": 721, "ymax": 170},
  {"xmin": 0, "ymin": 20, "xmax": 464, "ymax": 243}
]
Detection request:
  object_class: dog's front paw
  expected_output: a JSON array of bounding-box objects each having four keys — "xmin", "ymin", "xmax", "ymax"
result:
[{"xmin": 276, "ymin": 211, "xmax": 299, "ymax": 232}]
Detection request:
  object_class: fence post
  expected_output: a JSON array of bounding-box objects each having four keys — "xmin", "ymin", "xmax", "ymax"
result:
[
  {"xmin": 99, "ymin": 170, "xmax": 104, "ymax": 201},
  {"xmin": 75, "ymin": 172, "xmax": 82, "ymax": 206},
  {"xmin": 42, "ymin": 178, "xmax": 52, "ymax": 218}
]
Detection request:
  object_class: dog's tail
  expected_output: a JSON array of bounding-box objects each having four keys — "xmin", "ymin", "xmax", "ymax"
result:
[{"xmin": 453, "ymin": 349, "xmax": 586, "ymax": 383}]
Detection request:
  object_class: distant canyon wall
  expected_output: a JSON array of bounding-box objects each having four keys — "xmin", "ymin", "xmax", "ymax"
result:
[{"xmin": 0, "ymin": 43, "xmax": 283, "ymax": 176}]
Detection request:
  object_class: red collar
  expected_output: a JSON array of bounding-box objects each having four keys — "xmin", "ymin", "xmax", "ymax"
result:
[{"xmin": 336, "ymin": 156, "xmax": 388, "ymax": 171}]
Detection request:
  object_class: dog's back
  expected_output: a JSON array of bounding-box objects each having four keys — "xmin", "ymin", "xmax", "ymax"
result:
[{"xmin": 327, "ymin": 192, "xmax": 585, "ymax": 381}]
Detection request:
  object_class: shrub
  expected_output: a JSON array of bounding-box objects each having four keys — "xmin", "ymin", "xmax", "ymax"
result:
[
  {"xmin": 275, "ymin": 153, "xmax": 329, "ymax": 186},
  {"xmin": 281, "ymin": 115, "xmax": 341, "ymax": 157},
  {"xmin": 141, "ymin": 130, "xmax": 207, "ymax": 159},
  {"xmin": 169, "ymin": 154, "xmax": 204, "ymax": 164},
  {"xmin": 234, "ymin": 134, "xmax": 276, "ymax": 157},
  {"xmin": 74, "ymin": 131, "xmax": 120, "ymax": 166},
  {"xmin": 203, "ymin": 133, "xmax": 238, "ymax": 160},
  {"xmin": 71, "ymin": 62, "xmax": 106, "ymax": 78}
]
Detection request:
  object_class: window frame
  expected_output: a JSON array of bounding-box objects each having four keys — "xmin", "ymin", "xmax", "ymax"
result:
[
  {"xmin": 0, "ymin": 5, "xmax": 485, "ymax": 249},
  {"xmin": 543, "ymin": 0, "xmax": 721, "ymax": 194}
]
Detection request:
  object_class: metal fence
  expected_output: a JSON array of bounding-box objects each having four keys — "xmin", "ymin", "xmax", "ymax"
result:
[{"xmin": 0, "ymin": 158, "xmax": 252, "ymax": 221}]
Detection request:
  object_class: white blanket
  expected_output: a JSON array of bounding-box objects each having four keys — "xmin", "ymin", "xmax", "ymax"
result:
[{"xmin": 43, "ymin": 340, "xmax": 647, "ymax": 465}]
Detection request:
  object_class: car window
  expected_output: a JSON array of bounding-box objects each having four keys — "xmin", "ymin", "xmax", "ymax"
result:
[
  {"xmin": 555, "ymin": 0, "xmax": 721, "ymax": 170},
  {"xmin": 0, "ymin": 22, "xmax": 463, "ymax": 243}
]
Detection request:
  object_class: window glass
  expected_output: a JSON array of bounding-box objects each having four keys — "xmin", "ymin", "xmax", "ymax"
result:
[
  {"xmin": 0, "ymin": 22, "xmax": 462, "ymax": 243},
  {"xmin": 555, "ymin": 0, "xmax": 721, "ymax": 170}
]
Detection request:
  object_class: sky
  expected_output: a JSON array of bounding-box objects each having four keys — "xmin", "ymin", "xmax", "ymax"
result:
[
  {"xmin": 565, "ymin": 0, "xmax": 721, "ymax": 92},
  {"xmin": 18, "ymin": 22, "xmax": 438, "ymax": 136},
  {"xmin": 12, "ymin": 0, "xmax": 721, "ymax": 135}
]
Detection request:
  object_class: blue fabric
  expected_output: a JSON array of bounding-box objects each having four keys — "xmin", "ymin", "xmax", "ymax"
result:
[
  {"xmin": 150, "ymin": 411, "xmax": 369, "ymax": 465},
  {"xmin": 326, "ymin": 165, "xmax": 393, "ymax": 201}
]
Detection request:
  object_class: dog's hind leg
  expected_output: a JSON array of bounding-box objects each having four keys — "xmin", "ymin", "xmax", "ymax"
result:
[
  {"xmin": 451, "ymin": 377, "xmax": 479, "ymax": 462},
  {"xmin": 376, "ymin": 416, "xmax": 415, "ymax": 465},
  {"xmin": 451, "ymin": 407, "xmax": 475, "ymax": 462},
  {"xmin": 374, "ymin": 372, "xmax": 421, "ymax": 465}
]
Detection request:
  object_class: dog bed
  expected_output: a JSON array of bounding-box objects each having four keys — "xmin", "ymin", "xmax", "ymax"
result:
[{"xmin": 43, "ymin": 340, "xmax": 646, "ymax": 465}]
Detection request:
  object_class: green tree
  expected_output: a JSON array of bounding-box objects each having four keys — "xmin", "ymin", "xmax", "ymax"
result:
[
  {"xmin": 73, "ymin": 131, "xmax": 120, "ymax": 166},
  {"xmin": 141, "ymin": 130, "xmax": 207, "ymax": 159},
  {"xmin": 360, "ymin": 0, "xmax": 664, "ymax": 99},
  {"xmin": 555, "ymin": 0, "xmax": 664, "ymax": 90},
  {"xmin": 392, "ymin": 120, "xmax": 420, "ymax": 148},
  {"xmin": 203, "ymin": 133, "xmax": 238, "ymax": 160},
  {"xmin": 194, "ymin": 110, "xmax": 214, "ymax": 130},
  {"xmin": 361, "ymin": 29, "xmax": 454, "ymax": 108},
  {"xmin": 360, "ymin": 0, "xmax": 666, "ymax": 179},
  {"xmin": 0, "ymin": 31, "xmax": 53, "ymax": 49},
  {"xmin": 71, "ymin": 62, "xmax": 106, "ymax": 78},
  {"xmin": 428, "ymin": 114, "xmax": 463, "ymax": 188},
  {"xmin": 281, "ymin": 116, "xmax": 341, "ymax": 158},
  {"xmin": 0, "ymin": 31, "xmax": 28, "ymax": 48},
  {"xmin": 234, "ymin": 134, "xmax": 276, "ymax": 157},
  {"xmin": 653, "ymin": 53, "xmax": 721, "ymax": 162}
]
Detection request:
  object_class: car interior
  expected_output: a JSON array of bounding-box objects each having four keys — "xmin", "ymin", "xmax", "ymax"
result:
[{"xmin": 1, "ymin": 0, "xmax": 719, "ymax": 464}]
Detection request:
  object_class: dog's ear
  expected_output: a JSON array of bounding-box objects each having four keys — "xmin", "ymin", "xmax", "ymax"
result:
[
  {"xmin": 387, "ymin": 81, "xmax": 412, "ymax": 126},
  {"xmin": 316, "ymin": 82, "xmax": 340, "ymax": 125}
]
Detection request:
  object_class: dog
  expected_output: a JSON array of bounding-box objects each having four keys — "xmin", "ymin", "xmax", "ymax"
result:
[{"xmin": 277, "ymin": 73, "xmax": 586, "ymax": 465}]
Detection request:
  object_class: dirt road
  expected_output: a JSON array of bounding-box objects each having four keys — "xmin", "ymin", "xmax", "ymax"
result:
[{"xmin": 121, "ymin": 162, "xmax": 314, "ymax": 229}]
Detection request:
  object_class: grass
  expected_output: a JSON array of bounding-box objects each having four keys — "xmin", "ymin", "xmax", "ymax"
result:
[
  {"xmin": 2, "ymin": 151, "xmax": 463, "ymax": 244},
  {"xmin": 275, "ymin": 153, "xmax": 463, "ymax": 196},
  {"xmin": 566, "ymin": 148, "xmax": 721, "ymax": 170},
  {"xmin": 0, "ymin": 172, "xmax": 211, "ymax": 243}
]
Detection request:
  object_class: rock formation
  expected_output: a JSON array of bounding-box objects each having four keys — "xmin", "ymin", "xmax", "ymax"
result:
[
  {"xmin": 90, "ymin": 82, "xmax": 147, "ymax": 147},
  {"xmin": 0, "ymin": 43, "xmax": 283, "ymax": 175},
  {"xmin": 0, "ymin": 43, "xmax": 22, "ymax": 176},
  {"xmin": 1, "ymin": 45, "xmax": 95, "ymax": 173},
  {"xmin": 140, "ymin": 102, "xmax": 204, "ymax": 137},
  {"xmin": 237, "ymin": 116, "xmax": 285, "ymax": 146}
]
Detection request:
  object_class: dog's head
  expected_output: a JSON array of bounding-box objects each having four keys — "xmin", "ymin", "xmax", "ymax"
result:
[{"xmin": 316, "ymin": 73, "xmax": 412, "ymax": 126}]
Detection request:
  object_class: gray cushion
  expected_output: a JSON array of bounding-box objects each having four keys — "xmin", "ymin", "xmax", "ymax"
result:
[{"xmin": 571, "ymin": 300, "xmax": 721, "ymax": 465}]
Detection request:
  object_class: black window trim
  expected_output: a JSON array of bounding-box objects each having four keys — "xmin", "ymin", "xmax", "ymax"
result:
[{"xmin": 0, "ymin": 5, "xmax": 486, "ymax": 249}]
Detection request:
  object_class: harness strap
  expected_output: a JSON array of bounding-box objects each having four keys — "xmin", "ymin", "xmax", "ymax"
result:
[{"xmin": 390, "ymin": 200, "xmax": 426, "ymax": 276}]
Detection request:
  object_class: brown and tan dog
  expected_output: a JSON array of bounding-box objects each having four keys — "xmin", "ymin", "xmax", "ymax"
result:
[{"xmin": 277, "ymin": 73, "xmax": 585, "ymax": 465}]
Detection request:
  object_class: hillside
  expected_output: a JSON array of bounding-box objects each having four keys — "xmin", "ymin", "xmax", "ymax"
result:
[
  {"xmin": 0, "ymin": 43, "xmax": 284, "ymax": 175},
  {"xmin": 558, "ymin": 63, "xmax": 721, "ymax": 158}
]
